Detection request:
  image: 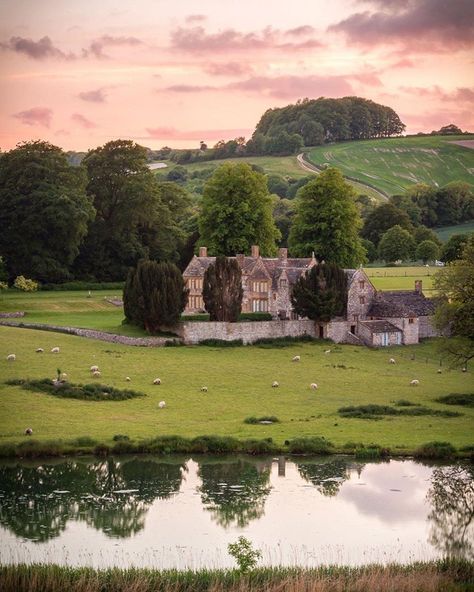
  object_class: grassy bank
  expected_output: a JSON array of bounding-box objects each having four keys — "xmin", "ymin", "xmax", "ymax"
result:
[
  {"xmin": 1, "ymin": 561, "xmax": 472, "ymax": 592},
  {"xmin": 1, "ymin": 326, "xmax": 472, "ymax": 452}
]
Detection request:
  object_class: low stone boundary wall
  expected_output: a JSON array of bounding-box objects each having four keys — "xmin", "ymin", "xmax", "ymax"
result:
[
  {"xmin": 0, "ymin": 311, "xmax": 25, "ymax": 318},
  {"xmin": 177, "ymin": 319, "xmax": 319, "ymax": 345},
  {"xmin": 0, "ymin": 321, "xmax": 176, "ymax": 347}
]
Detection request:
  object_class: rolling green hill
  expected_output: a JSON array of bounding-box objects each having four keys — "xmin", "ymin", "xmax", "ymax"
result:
[{"xmin": 306, "ymin": 135, "xmax": 474, "ymax": 196}]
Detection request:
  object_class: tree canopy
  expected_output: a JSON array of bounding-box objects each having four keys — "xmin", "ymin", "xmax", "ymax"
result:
[
  {"xmin": 202, "ymin": 256, "xmax": 243, "ymax": 322},
  {"xmin": 362, "ymin": 202, "xmax": 413, "ymax": 246},
  {"xmin": 288, "ymin": 168, "xmax": 366, "ymax": 266},
  {"xmin": 378, "ymin": 225, "xmax": 415, "ymax": 262},
  {"xmin": 0, "ymin": 140, "xmax": 95, "ymax": 282},
  {"xmin": 199, "ymin": 163, "xmax": 280, "ymax": 256}
]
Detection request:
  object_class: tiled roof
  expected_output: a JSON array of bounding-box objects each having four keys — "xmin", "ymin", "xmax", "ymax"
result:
[
  {"xmin": 360, "ymin": 320, "xmax": 402, "ymax": 333},
  {"xmin": 368, "ymin": 290, "xmax": 436, "ymax": 318}
]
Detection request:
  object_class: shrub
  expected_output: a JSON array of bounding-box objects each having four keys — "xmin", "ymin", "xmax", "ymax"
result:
[
  {"xmin": 112, "ymin": 434, "xmax": 130, "ymax": 441},
  {"xmin": 287, "ymin": 436, "xmax": 332, "ymax": 454},
  {"xmin": 40, "ymin": 281, "xmax": 124, "ymax": 291},
  {"xmin": 254, "ymin": 335, "xmax": 318, "ymax": 348},
  {"xmin": 111, "ymin": 440, "xmax": 136, "ymax": 454},
  {"xmin": 435, "ymin": 393, "xmax": 474, "ymax": 407},
  {"xmin": 241, "ymin": 438, "xmax": 278, "ymax": 455},
  {"xmin": 414, "ymin": 441, "xmax": 456, "ymax": 459},
  {"xmin": 69, "ymin": 436, "xmax": 97, "ymax": 447},
  {"xmin": 13, "ymin": 275, "xmax": 38, "ymax": 292},
  {"xmin": 93, "ymin": 443, "xmax": 110, "ymax": 456},
  {"xmin": 238, "ymin": 312, "xmax": 272, "ymax": 322},
  {"xmin": 244, "ymin": 416, "xmax": 280, "ymax": 424},
  {"xmin": 338, "ymin": 403, "xmax": 462, "ymax": 419},
  {"xmin": 393, "ymin": 399, "xmax": 417, "ymax": 407},
  {"xmin": 5, "ymin": 378, "xmax": 145, "ymax": 401},
  {"xmin": 354, "ymin": 444, "xmax": 390, "ymax": 459},
  {"xmin": 228, "ymin": 537, "xmax": 262, "ymax": 573},
  {"xmin": 191, "ymin": 435, "xmax": 240, "ymax": 454},
  {"xmin": 198, "ymin": 339, "xmax": 243, "ymax": 347}
]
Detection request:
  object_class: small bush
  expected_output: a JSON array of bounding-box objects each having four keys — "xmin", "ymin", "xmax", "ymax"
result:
[
  {"xmin": 254, "ymin": 335, "xmax": 318, "ymax": 348},
  {"xmin": 111, "ymin": 440, "xmax": 136, "ymax": 454},
  {"xmin": 191, "ymin": 435, "xmax": 240, "ymax": 454},
  {"xmin": 13, "ymin": 275, "xmax": 38, "ymax": 292},
  {"xmin": 93, "ymin": 443, "xmax": 110, "ymax": 456},
  {"xmin": 6, "ymin": 378, "xmax": 145, "ymax": 401},
  {"xmin": 393, "ymin": 399, "xmax": 417, "ymax": 407},
  {"xmin": 244, "ymin": 416, "xmax": 280, "ymax": 424},
  {"xmin": 238, "ymin": 312, "xmax": 272, "ymax": 322},
  {"xmin": 241, "ymin": 438, "xmax": 278, "ymax": 455},
  {"xmin": 112, "ymin": 434, "xmax": 130, "ymax": 441},
  {"xmin": 40, "ymin": 281, "xmax": 124, "ymax": 291},
  {"xmin": 338, "ymin": 403, "xmax": 462, "ymax": 419},
  {"xmin": 228, "ymin": 536, "xmax": 261, "ymax": 573},
  {"xmin": 16, "ymin": 439, "xmax": 64, "ymax": 458},
  {"xmin": 354, "ymin": 444, "xmax": 390, "ymax": 459},
  {"xmin": 69, "ymin": 436, "xmax": 97, "ymax": 447},
  {"xmin": 435, "ymin": 393, "xmax": 474, "ymax": 407},
  {"xmin": 287, "ymin": 436, "xmax": 333, "ymax": 454},
  {"xmin": 414, "ymin": 441, "xmax": 456, "ymax": 459},
  {"xmin": 198, "ymin": 339, "xmax": 243, "ymax": 347}
]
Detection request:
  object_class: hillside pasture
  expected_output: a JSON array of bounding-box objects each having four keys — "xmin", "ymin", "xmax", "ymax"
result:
[
  {"xmin": 0, "ymin": 326, "xmax": 472, "ymax": 450},
  {"xmin": 434, "ymin": 220, "xmax": 474, "ymax": 242},
  {"xmin": 306, "ymin": 134, "xmax": 474, "ymax": 196}
]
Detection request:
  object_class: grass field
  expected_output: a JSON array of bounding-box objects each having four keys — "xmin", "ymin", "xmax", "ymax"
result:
[
  {"xmin": 1, "ymin": 325, "xmax": 473, "ymax": 450},
  {"xmin": 306, "ymin": 134, "xmax": 474, "ymax": 196},
  {"xmin": 434, "ymin": 220, "xmax": 474, "ymax": 242},
  {"xmin": 365, "ymin": 266, "xmax": 437, "ymax": 294}
]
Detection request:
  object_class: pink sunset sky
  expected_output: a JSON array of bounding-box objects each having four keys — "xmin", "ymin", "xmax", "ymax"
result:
[{"xmin": 1, "ymin": 0, "xmax": 473, "ymax": 151}]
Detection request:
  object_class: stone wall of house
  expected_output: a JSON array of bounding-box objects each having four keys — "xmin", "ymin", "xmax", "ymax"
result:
[
  {"xmin": 326, "ymin": 320, "xmax": 350, "ymax": 343},
  {"xmin": 178, "ymin": 320, "xmax": 319, "ymax": 344},
  {"xmin": 419, "ymin": 315, "xmax": 438, "ymax": 339},
  {"xmin": 382, "ymin": 317, "xmax": 419, "ymax": 344},
  {"xmin": 347, "ymin": 269, "xmax": 377, "ymax": 323},
  {"xmin": 373, "ymin": 330, "xmax": 403, "ymax": 347},
  {"xmin": 358, "ymin": 322, "xmax": 373, "ymax": 346}
]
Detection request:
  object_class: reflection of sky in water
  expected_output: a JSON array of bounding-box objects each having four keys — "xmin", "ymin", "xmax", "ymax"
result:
[{"xmin": 0, "ymin": 457, "xmax": 467, "ymax": 569}]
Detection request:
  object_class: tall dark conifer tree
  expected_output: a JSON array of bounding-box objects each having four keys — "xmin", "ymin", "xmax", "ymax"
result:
[{"xmin": 202, "ymin": 257, "xmax": 243, "ymax": 322}]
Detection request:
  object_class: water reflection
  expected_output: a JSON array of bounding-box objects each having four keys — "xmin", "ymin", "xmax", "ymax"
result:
[
  {"xmin": 198, "ymin": 458, "xmax": 272, "ymax": 527},
  {"xmin": 0, "ymin": 457, "xmax": 185, "ymax": 541},
  {"xmin": 296, "ymin": 458, "xmax": 364, "ymax": 496},
  {"xmin": 427, "ymin": 464, "xmax": 474, "ymax": 560}
]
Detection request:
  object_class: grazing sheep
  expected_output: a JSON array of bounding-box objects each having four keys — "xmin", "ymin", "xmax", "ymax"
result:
[
  {"xmin": 272, "ymin": 381, "xmax": 279, "ymax": 388},
  {"xmin": 24, "ymin": 428, "xmax": 33, "ymax": 436},
  {"xmin": 92, "ymin": 370, "xmax": 101, "ymax": 378},
  {"xmin": 153, "ymin": 378, "xmax": 161, "ymax": 385},
  {"xmin": 6, "ymin": 353, "xmax": 16, "ymax": 361},
  {"xmin": 310, "ymin": 383, "xmax": 318, "ymax": 390},
  {"xmin": 324, "ymin": 349, "xmax": 331, "ymax": 354},
  {"xmin": 90, "ymin": 365, "xmax": 99, "ymax": 373},
  {"xmin": 51, "ymin": 347, "xmax": 60, "ymax": 354},
  {"xmin": 125, "ymin": 376, "xmax": 131, "ymax": 382},
  {"xmin": 200, "ymin": 386, "xmax": 208, "ymax": 392},
  {"xmin": 437, "ymin": 369, "xmax": 442, "ymax": 374},
  {"xmin": 292, "ymin": 355, "xmax": 300, "ymax": 362},
  {"xmin": 389, "ymin": 358, "xmax": 396, "ymax": 364},
  {"xmin": 462, "ymin": 367, "xmax": 467, "ymax": 373},
  {"xmin": 60, "ymin": 373, "xmax": 68, "ymax": 380},
  {"xmin": 158, "ymin": 401, "xmax": 166, "ymax": 409},
  {"xmin": 36, "ymin": 348, "xmax": 44, "ymax": 353},
  {"xmin": 410, "ymin": 379, "xmax": 419, "ymax": 386}
]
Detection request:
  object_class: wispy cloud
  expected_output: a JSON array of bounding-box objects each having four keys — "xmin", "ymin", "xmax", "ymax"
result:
[
  {"xmin": 84, "ymin": 35, "xmax": 143, "ymax": 59},
  {"xmin": 185, "ymin": 14, "xmax": 207, "ymax": 24},
  {"xmin": 78, "ymin": 88, "xmax": 107, "ymax": 103},
  {"xmin": 0, "ymin": 36, "xmax": 75, "ymax": 60},
  {"xmin": 145, "ymin": 126, "xmax": 252, "ymax": 141},
  {"xmin": 204, "ymin": 62, "xmax": 254, "ymax": 76},
  {"xmin": 12, "ymin": 106, "xmax": 53, "ymax": 127},
  {"xmin": 400, "ymin": 85, "xmax": 474, "ymax": 104},
  {"xmin": 71, "ymin": 113, "xmax": 97, "ymax": 128}
]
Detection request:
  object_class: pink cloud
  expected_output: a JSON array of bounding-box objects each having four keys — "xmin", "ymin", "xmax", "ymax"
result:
[
  {"xmin": 204, "ymin": 62, "xmax": 254, "ymax": 76},
  {"xmin": 0, "ymin": 36, "xmax": 75, "ymax": 60},
  {"xmin": 84, "ymin": 35, "xmax": 143, "ymax": 59},
  {"xmin": 71, "ymin": 113, "xmax": 97, "ymax": 128},
  {"xmin": 78, "ymin": 88, "xmax": 107, "ymax": 103},
  {"xmin": 185, "ymin": 14, "xmax": 207, "ymax": 24},
  {"xmin": 400, "ymin": 85, "xmax": 474, "ymax": 105},
  {"xmin": 390, "ymin": 58, "xmax": 414, "ymax": 68},
  {"xmin": 164, "ymin": 84, "xmax": 216, "ymax": 92},
  {"xmin": 227, "ymin": 75, "xmax": 353, "ymax": 99},
  {"xmin": 145, "ymin": 127, "xmax": 252, "ymax": 141},
  {"xmin": 12, "ymin": 107, "xmax": 52, "ymax": 127},
  {"xmin": 285, "ymin": 25, "xmax": 316, "ymax": 36}
]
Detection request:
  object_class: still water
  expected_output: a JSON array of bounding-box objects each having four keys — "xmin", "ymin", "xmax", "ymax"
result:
[{"xmin": 0, "ymin": 456, "xmax": 472, "ymax": 568}]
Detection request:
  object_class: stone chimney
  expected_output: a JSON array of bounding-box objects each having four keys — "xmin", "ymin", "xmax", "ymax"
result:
[
  {"xmin": 236, "ymin": 253, "xmax": 245, "ymax": 267},
  {"xmin": 278, "ymin": 248, "xmax": 288, "ymax": 260},
  {"xmin": 415, "ymin": 279, "xmax": 422, "ymax": 293},
  {"xmin": 251, "ymin": 245, "xmax": 260, "ymax": 258},
  {"xmin": 199, "ymin": 246, "xmax": 207, "ymax": 257}
]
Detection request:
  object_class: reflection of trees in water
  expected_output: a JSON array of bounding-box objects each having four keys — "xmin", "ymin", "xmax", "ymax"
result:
[
  {"xmin": 427, "ymin": 464, "xmax": 474, "ymax": 560},
  {"xmin": 0, "ymin": 457, "xmax": 184, "ymax": 541},
  {"xmin": 198, "ymin": 459, "xmax": 272, "ymax": 528},
  {"xmin": 296, "ymin": 458, "xmax": 358, "ymax": 496}
]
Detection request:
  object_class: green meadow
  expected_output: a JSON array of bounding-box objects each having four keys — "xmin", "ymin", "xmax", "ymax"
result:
[
  {"xmin": 434, "ymin": 220, "xmax": 474, "ymax": 242},
  {"xmin": 1, "ymin": 325, "xmax": 472, "ymax": 450},
  {"xmin": 306, "ymin": 134, "xmax": 474, "ymax": 196}
]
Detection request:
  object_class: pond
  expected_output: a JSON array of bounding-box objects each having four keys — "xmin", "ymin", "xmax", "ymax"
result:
[{"xmin": 0, "ymin": 456, "xmax": 472, "ymax": 569}]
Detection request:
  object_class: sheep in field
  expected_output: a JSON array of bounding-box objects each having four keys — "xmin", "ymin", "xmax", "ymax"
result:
[
  {"xmin": 292, "ymin": 355, "xmax": 300, "ymax": 362},
  {"xmin": 51, "ymin": 347, "xmax": 60, "ymax": 354},
  {"xmin": 201, "ymin": 386, "xmax": 208, "ymax": 392},
  {"xmin": 36, "ymin": 348, "xmax": 44, "ymax": 353},
  {"xmin": 25, "ymin": 428, "xmax": 33, "ymax": 436},
  {"xmin": 158, "ymin": 401, "xmax": 166, "ymax": 409},
  {"xmin": 272, "ymin": 381, "xmax": 279, "ymax": 388},
  {"xmin": 310, "ymin": 383, "xmax": 318, "ymax": 390},
  {"xmin": 389, "ymin": 358, "xmax": 395, "ymax": 364},
  {"xmin": 60, "ymin": 373, "xmax": 68, "ymax": 380},
  {"xmin": 125, "ymin": 377, "xmax": 131, "ymax": 382},
  {"xmin": 92, "ymin": 370, "xmax": 101, "ymax": 378},
  {"xmin": 410, "ymin": 379, "xmax": 419, "ymax": 386},
  {"xmin": 324, "ymin": 349, "xmax": 331, "ymax": 355},
  {"xmin": 437, "ymin": 369, "xmax": 442, "ymax": 374},
  {"xmin": 153, "ymin": 378, "xmax": 161, "ymax": 385},
  {"xmin": 90, "ymin": 365, "xmax": 99, "ymax": 373},
  {"xmin": 6, "ymin": 354, "xmax": 15, "ymax": 361}
]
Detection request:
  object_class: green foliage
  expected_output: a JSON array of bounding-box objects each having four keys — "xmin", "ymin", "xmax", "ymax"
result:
[
  {"xmin": 5, "ymin": 378, "xmax": 145, "ymax": 401},
  {"xmin": 414, "ymin": 441, "xmax": 457, "ymax": 459},
  {"xmin": 354, "ymin": 444, "xmax": 390, "ymax": 459},
  {"xmin": 415, "ymin": 240, "xmax": 440, "ymax": 264},
  {"xmin": 40, "ymin": 281, "xmax": 124, "ymax": 291},
  {"xmin": 288, "ymin": 168, "xmax": 366, "ymax": 266},
  {"xmin": 203, "ymin": 256, "xmax": 243, "ymax": 322},
  {"xmin": 0, "ymin": 140, "xmax": 94, "ymax": 282},
  {"xmin": 253, "ymin": 335, "xmax": 319, "ymax": 347},
  {"xmin": 197, "ymin": 339, "xmax": 243, "ymax": 347},
  {"xmin": 199, "ymin": 163, "xmax": 280, "ymax": 256},
  {"xmin": 123, "ymin": 260, "xmax": 188, "ymax": 332},
  {"xmin": 0, "ymin": 281, "xmax": 8, "ymax": 292},
  {"xmin": 290, "ymin": 263, "xmax": 347, "ymax": 322},
  {"xmin": 362, "ymin": 203, "xmax": 413, "ymax": 246},
  {"xmin": 338, "ymin": 404, "xmax": 461, "ymax": 419},
  {"xmin": 440, "ymin": 233, "xmax": 472, "ymax": 263},
  {"xmin": 287, "ymin": 437, "xmax": 333, "ymax": 454},
  {"xmin": 434, "ymin": 393, "xmax": 474, "ymax": 407},
  {"xmin": 227, "ymin": 536, "xmax": 262, "ymax": 572},
  {"xmin": 244, "ymin": 416, "xmax": 280, "ymax": 424},
  {"xmin": 13, "ymin": 276, "xmax": 38, "ymax": 292},
  {"xmin": 378, "ymin": 225, "xmax": 416, "ymax": 262},
  {"xmin": 393, "ymin": 399, "xmax": 417, "ymax": 407},
  {"xmin": 413, "ymin": 226, "xmax": 441, "ymax": 246}
]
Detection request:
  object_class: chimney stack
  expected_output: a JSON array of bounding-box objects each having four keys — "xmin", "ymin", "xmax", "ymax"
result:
[
  {"xmin": 251, "ymin": 245, "xmax": 260, "ymax": 258},
  {"xmin": 236, "ymin": 253, "xmax": 245, "ymax": 267},
  {"xmin": 199, "ymin": 246, "xmax": 207, "ymax": 257},
  {"xmin": 415, "ymin": 280, "xmax": 422, "ymax": 293},
  {"xmin": 278, "ymin": 248, "xmax": 288, "ymax": 260}
]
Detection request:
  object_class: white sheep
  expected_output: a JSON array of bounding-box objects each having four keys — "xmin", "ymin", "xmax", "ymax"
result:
[
  {"xmin": 324, "ymin": 349, "xmax": 331, "ymax": 354},
  {"xmin": 60, "ymin": 373, "xmax": 68, "ymax": 380},
  {"xmin": 310, "ymin": 383, "xmax": 318, "ymax": 390},
  {"xmin": 24, "ymin": 428, "xmax": 33, "ymax": 436},
  {"xmin": 153, "ymin": 378, "xmax": 161, "ymax": 385},
  {"xmin": 90, "ymin": 365, "xmax": 99, "ymax": 373},
  {"xmin": 389, "ymin": 358, "xmax": 396, "ymax": 364},
  {"xmin": 272, "ymin": 381, "xmax": 279, "ymax": 388},
  {"xmin": 51, "ymin": 347, "xmax": 60, "ymax": 354},
  {"xmin": 92, "ymin": 370, "xmax": 101, "ymax": 378},
  {"xmin": 6, "ymin": 353, "xmax": 16, "ymax": 361},
  {"xmin": 36, "ymin": 348, "xmax": 44, "ymax": 353},
  {"xmin": 410, "ymin": 379, "xmax": 419, "ymax": 386},
  {"xmin": 125, "ymin": 376, "xmax": 131, "ymax": 382},
  {"xmin": 437, "ymin": 369, "xmax": 442, "ymax": 374},
  {"xmin": 201, "ymin": 386, "xmax": 208, "ymax": 392},
  {"xmin": 292, "ymin": 355, "xmax": 300, "ymax": 362},
  {"xmin": 158, "ymin": 401, "xmax": 166, "ymax": 409}
]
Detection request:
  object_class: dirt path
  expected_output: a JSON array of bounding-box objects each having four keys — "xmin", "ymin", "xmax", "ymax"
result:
[{"xmin": 449, "ymin": 140, "xmax": 474, "ymax": 149}]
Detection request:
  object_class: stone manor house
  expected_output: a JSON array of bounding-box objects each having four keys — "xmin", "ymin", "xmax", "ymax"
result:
[{"xmin": 182, "ymin": 245, "xmax": 438, "ymax": 346}]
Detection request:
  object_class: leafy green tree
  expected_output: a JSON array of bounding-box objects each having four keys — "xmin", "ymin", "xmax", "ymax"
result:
[
  {"xmin": 266, "ymin": 174, "xmax": 289, "ymax": 198},
  {"xmin": 273, "ymin": 198, "xmax": 296, "ymax": 247},
  {"xmin": 199, "ymin": 163, "xmax": 280, "ymax": 256},
  {"xmin": 77, "ymin": 140, "xmax": 187, "ymax": 281},
  {"xmin": 362, "ymin": 202, "xmax": 413, "ymax": 246},
  {"xmin": 202, "ymin": 256, "xmax": 243, "ymax": 322},
  {"xmin": 290, "ymin": 263, "xmax": 347, "ymax": 322},
  {"xmin": 434, "ymin": 236, "xmax": 474, "ymax": 368},
  {"xmin": 123, "ymin": 260, "xmax": 188, "ymax": 332},
  {"xmin": 413, "ymin": 225, "xmax": 442, "ymax": 246},
  {"xmin": 378, "ymin": 225, "xmax": 415, "ymax": 262},
  {"xmin": 415, "ymin": 240, "xmax": 440, "ymax": 264},
  {"xmin": 0, "ymin": 140, "xmax": 94, "ymax": 282},
  {"xmin": 361, "ymin": 238, "xmax": 377, "ymax": 262},
  {"xmin": 440, "ymin": 233, "xmax": 472, "ymax": 263},
  {"xmin": 288, "ymin": 168, "xmax": 366, "ymax": 266}
]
